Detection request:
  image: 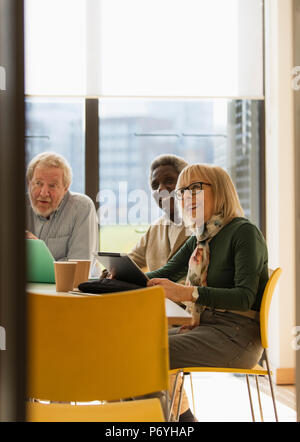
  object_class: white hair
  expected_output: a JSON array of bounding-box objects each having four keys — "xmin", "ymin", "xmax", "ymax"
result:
[
  {"xmin": 26, "ymin": 152, "xmax": 72, "ymax": 188},
  {"xmin": 149, "ymin": 154, "xmax": 188, "ymax": 185}
]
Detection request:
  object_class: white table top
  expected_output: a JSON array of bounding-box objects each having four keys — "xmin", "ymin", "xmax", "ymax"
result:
[{"xmin": 27, "ymin": 283, "xmax": 192, "ymax": 326}]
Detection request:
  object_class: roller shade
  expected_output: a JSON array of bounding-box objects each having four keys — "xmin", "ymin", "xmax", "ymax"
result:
[{"xmin": 25, "ymin": 0, "xmax": 264, "ymax": 98}]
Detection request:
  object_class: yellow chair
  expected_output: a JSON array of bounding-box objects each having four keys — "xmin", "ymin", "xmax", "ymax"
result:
[
  {"xmin": 27, "ymin": 286, "xmax": 169, "ymax": 422},
  {"xmin": 170, "ymin": 268, "xmax": 282, "ymax": 422},
  {"xmin": 27, "ymin": 398, "xmax": 165, "ymax": 422}
]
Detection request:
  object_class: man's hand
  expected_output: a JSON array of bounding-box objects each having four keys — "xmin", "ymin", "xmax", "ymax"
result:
[
  {"xmin": 147, "ymin": 278, "xmax": 193, "ymax": 303},
  {"xmin": 25, "ymin": 230, "xmax": 38, "ymax": 240}
]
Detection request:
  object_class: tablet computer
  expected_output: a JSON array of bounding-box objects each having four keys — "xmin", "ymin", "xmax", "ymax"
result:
[
  {"xmin": 96, "ymin": 252, "xmax": 149, "ymax": 287},
  {"xmin": 26, "ymin": 239, "xmax": 55, "ymax": 283}
]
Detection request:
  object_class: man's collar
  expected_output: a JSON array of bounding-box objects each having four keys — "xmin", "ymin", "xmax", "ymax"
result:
[{"xmin": 55, "ymin": 190, "xmax": 70, "ymax": 215}]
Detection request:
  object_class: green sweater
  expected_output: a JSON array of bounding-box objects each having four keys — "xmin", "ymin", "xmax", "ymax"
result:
[{"xmin": 146, "ymin": 218, "xmax": 268, "ymax": 312}]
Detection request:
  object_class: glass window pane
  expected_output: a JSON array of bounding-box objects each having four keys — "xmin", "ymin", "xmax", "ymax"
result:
[
  {"xmin": 25, "ymin": 97, "xmax": 85, "ymax": 194},
  {"xmin": 99, "ymin": 98, "xmax": 262, "ymax": 252}
]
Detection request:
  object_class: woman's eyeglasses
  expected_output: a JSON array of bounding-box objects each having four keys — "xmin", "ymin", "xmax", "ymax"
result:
[{"xmin": 174, "ymin": 182, "xmax": 211, "ymax": 200}]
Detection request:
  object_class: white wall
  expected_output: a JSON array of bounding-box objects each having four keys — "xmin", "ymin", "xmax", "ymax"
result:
[{"xmin": 265, "ymin": 0, "xmax": 296, "ymax": 378}]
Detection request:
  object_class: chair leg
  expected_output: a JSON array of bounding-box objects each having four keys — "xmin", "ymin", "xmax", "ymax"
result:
[
  {"xmin": 168, "ymin": 370, "xmax": 181, "ymax": 422},
  {"xmin": 189, "ymin": 373, "xmax": 196, "ymax": 417},
  {"xmin": 163, "ymin": 391, "xmax": 170, "ymax": 422},
  {"xmin": 255, "ymin": 375, "xmax": 264, "ymax": 422},
  {"xmin": 264, "ymin": 350, "xmax": 279, "ymax": 422},
  {"xmin": 175, "ymin": 371, "xmax": 185, "ymax": 422},
  {"xmin": 246, "ymin": 374, "xmax": 255, "ymax": 422}
]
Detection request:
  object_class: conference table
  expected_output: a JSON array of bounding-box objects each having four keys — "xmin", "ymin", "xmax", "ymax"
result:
[{"xmin": 27, "ymin": 283, "xmax": 193, "ymax": 326}]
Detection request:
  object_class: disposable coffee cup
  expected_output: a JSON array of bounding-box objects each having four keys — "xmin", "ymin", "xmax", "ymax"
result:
[
  {"xmin": 54, "ymin": 261, "xmax": 77, "ymax": 292},
  {"xmin": 68, "ymin": 259, "xmax": 91, "ymax": 289}
]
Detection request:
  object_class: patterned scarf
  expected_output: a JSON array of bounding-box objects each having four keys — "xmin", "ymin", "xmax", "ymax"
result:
[{"xmin": 183, "ymin": 213, "xmax": 224, "ymax": 325}]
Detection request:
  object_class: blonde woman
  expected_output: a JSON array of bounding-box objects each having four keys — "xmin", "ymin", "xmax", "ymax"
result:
[{"xmin": 147, "ymin": 164, "xmax": 268, "ymax": 421}]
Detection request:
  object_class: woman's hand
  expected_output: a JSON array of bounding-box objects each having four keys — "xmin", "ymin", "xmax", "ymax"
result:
[
  {"xmin": 100, "ymin": 269, "xmax": 112, "ymax": 279},
  {"xmin": 147, "ymin": 278, "xmax": 193, "ymax": 303}
]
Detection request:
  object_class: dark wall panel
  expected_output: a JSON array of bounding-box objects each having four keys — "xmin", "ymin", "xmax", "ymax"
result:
[{"xmin": 0, "ymin": 0, "xmax": 26, "ymax": 422}]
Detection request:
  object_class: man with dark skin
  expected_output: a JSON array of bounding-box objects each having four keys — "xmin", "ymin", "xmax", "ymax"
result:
[
  {"xmin": 151, "ymin": 163, "xmax": 181, "ymax": 223},
  {"xmin": 128, "ymin": 154, "xmax": 190, "ymax": 273},
  {"xmin": 102, "ymin": 154, "xmax": 189, "ymax": 274}
]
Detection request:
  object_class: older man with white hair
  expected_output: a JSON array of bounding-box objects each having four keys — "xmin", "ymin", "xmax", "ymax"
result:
[{"xmin": 26, "ymin": 152, "xmax": 99, "ymax": 262}]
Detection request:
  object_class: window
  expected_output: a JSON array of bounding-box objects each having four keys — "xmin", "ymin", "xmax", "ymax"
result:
[
  {"xmin": 25, "ymin": 98, "xmax": 85, "ymax": 194},
  {"xmin": 99, "ymin": 98, "xmax": 263, "ymax": 252},
  {"xmin": 25, "ymin": 0, "xmax": 86, "ymax": 95},
  {"xmin": 25, "ymin": 0, "xmax": 265, "ymax": 252},
  {"xmin": 25, "ymin": 0, "xmax": 264, "ymax": 98},
  {"xmin": 98, "ymin": 0, "xmax": 263, "ymax": 97}
]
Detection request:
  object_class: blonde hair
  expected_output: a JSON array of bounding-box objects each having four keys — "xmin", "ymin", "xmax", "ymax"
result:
[
  {"xmin": 177, "ymin": 164, "xmax": 244, "ymax": 224},
  {"xmin": 26, "ymin": 152, "xmax": 72, "ymax": 189}
]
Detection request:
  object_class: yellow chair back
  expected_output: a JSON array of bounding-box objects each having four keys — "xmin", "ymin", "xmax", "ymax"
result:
[
  {"xmin": 27, "ymin": 398, "xmax": 165, "ymax": 422},
  {"xmin": 260, "ymin": 268, "xmax": 282, "ymax": 349},
  {"xmin": 27, "ymin": 286, "xmax": 169, "ymax": 402}
]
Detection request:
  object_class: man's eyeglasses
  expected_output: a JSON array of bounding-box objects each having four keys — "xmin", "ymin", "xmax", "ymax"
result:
[{"xmin": 174, "ymin": 182, "xmax": 211, "ymax": 200}]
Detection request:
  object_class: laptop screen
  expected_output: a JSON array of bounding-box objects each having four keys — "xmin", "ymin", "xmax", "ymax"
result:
[{"xmin": 26, "ymin": 239, "xmax": 55, "ymax": 283}]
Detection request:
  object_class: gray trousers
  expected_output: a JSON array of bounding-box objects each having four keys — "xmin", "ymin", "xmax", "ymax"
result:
[{"xmin": 169, "ymin": 309, "xmax": 263, "ymax": 370}]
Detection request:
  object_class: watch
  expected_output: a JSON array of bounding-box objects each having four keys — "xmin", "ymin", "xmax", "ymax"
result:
[{"xmin": 191, "ymin": 286, "xmax": 199, "ymax": 303}]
